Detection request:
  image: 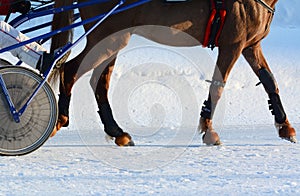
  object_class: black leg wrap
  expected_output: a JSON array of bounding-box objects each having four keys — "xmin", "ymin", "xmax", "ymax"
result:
[
  {"xmin": 58, "ymin": 92, "xmax": 71, "ymax": 127},
  {"xmin": 200, "ymin": 96, "xmax": 213, "ymax": 119},
  {"xmin": 98, "ymin": 102, "xmax": 124, "ymax": 137},
  {"xmin": 268, "ymin": 93, "xmax": 286, "ymax": 124},
  {"xmin": 258, "ymin": 68, "xmax": 277, "ymax": 94},
  {"xmin": 258, "ymin": 68, "xmax": 286, "ymax": 124}
]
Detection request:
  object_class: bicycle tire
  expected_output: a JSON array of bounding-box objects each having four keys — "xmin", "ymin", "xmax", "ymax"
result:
[{"xmin": 0, "ymin": 66, "xmax": 57, "ymax": 155}]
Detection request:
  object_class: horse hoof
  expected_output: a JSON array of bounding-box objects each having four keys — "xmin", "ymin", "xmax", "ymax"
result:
[
  {"xmin": 277, "ymin": 121, "xmax": 297, "ymax": 143},
  {"xmin": 50, "ymin": 127, "xmax": 58, "ymax": 137},
  {"xmin": 202, "ymin": 130, "xmax": 221, "ymax": 145},
  {"xmin": 115, "ymin": 132, "xmax": 135, "ymax": 146},
  {"xmin": 281, "ymin": 136, "xmax": 297, "ymax": 143}
]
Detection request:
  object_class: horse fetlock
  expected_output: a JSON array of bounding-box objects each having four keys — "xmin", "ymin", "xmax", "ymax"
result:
[
  {"xmin": 58, "ymin": 92, "xmax": 71, "ymax": 119},
  {"xmin": 98, "ymin": 102, "xmax": 124, "ymax": 137},
  {"xmin": 198, "ymin": 117, "xmax": 221, "ymax": 145},
  {"xmin": 57, "ymin": 114, "xmax": 69, "ymax": 128},
  {"xmin": 275, "ymin": 120, "xmax": 297, "ymax": 143},
  {"xmin": 198, "ymin": 117, "xmax": 213, "ymax": 133},
  {"xmin": 51, "ymin": 114, "xmax": 69, "ymax": 137}
]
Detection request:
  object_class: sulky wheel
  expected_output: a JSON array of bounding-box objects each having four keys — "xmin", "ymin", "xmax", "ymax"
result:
[{"xmin": 0, "ymin": 66, "xmax": 57, "ymax": 156}]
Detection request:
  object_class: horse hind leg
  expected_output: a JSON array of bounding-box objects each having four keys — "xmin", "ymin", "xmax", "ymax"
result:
[
  {"xmin": 91, "ymin": 59, "xmax": 134, "ymax": 146},
  {"xmin": 242, "ymin": 45, "xmax": 297, "ymax": 143},
  {"xmin": 258, "ymin": 68, "xmax": 296, "ymax": 143}
]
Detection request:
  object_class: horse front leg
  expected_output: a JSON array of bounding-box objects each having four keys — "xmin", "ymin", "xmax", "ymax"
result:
[
  {"xmin": 50, "ymin": 83, "xmax": 72, "ymax": 137},
  {"xmin": 199, "ymin": 46, "xmax": 242, "ymax": 145},
  {"xmin": 50, "ymin": 57, "xmax": 79, "ymax": 137},
  {"xmin": 49, "ymin": 76, "xmax": 80, "ymax": 137},
  {"xmin": 242, "ymin": 44, "xmax": 297, "ymax": 143},
  {"xmin": 199, "ymin": 83, "xmax": 224, "ymax": 145},
  {"xmin": 90, "ymin": 59, "xmax": 134, "ymax": 146}
]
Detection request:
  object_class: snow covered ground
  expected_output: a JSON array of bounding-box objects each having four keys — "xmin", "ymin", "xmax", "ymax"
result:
[
  {"xmin": 1, "ymin": 1, "xmax": 300, "ymax": 195},
  {"xmin": 1, "ymin": 126, "xmax": 300, "ymax": 195}
]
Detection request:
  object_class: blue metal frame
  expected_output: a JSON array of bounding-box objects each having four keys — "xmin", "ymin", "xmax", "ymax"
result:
[
  {"xmin": 0, "ymin": 0, "xmax": 151, "ymax": 54},
  {"xmin": 0, "ymin": 0, "xmax": 151, "ymax": 123},
  {"xmin": 9, "ymin": 0, "xmax": 109, "ymax": 27},
  {"xmin": 0, "ymin": 74, "xmax": 21, "ymax": 122}
]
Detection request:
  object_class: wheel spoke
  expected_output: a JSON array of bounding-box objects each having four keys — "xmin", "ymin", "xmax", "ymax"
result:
[{"xmin": 0, "ymin": 67, "xmax": 57, "ymax": 155}]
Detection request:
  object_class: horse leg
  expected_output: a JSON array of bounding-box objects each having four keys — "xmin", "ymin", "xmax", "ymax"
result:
[
  {"xmin": 242, "ymin": 44, "xmax": 297, "ymax": 143},
  {"xmin": 199, "ymin": 46, "xmax": 243, "ymax": 145},
  {"xmin": 50, "ymin": 56, "xmax": 80, "ymax": 137},
  {"xmin": 50, "ymin": 73, "xmax": 73, "ymax": 137},
  {"xmin": 50, "ymin": 29, "xmax": 132, "ymax": 137},
  {"xmin": 90, "ymin": 58, "xmax": 134, "ymax": 146}
]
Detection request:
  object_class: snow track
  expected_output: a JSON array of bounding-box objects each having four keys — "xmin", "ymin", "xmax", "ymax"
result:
[
  {"xmin": 1, "ymin": 1, "xmax": 300, "ymax": 194},
  {"xmin": 1, "ymin": 125, "xmax": 299, "ymax": 195}
]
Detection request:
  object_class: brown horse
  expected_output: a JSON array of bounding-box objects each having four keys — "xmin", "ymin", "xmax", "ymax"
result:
[{"xmin": 50, "ymin": 0, "xmax": 297, "ymax": 145}]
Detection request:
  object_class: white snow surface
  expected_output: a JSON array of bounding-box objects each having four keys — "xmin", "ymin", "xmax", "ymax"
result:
[{"xmin": 1, "ymin": 1, "xmax": 300, "ymax": 195}]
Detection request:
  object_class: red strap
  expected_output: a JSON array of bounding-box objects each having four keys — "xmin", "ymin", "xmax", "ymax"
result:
[
  {"xmin": 202, "ymin": 8, "xmax": 216, "ymax": 47},
  {"xmin": 203, "ymin": 0, "xmax": 227, "ymax": 48}
]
